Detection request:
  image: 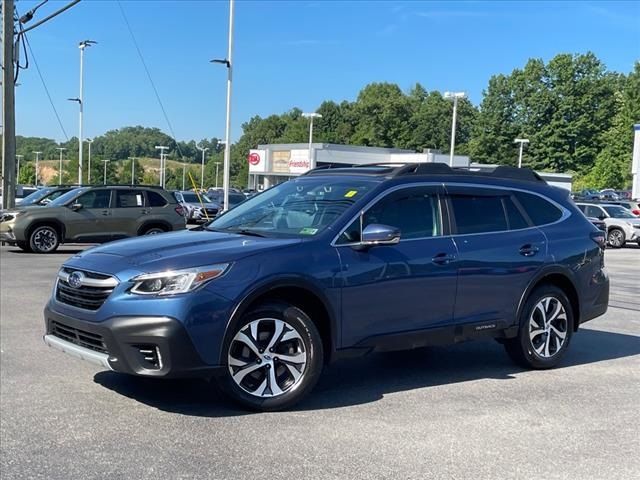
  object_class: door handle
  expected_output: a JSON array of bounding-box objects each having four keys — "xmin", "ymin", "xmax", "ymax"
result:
[
  {"xmin": 141, "ymin": 209, "xmax": 150, "ymax": 215},
  {"xmin": 432, "ymin": 252, "xmax": 456, "ymax": 265},
  {"xmin": 101, "ymin": 210, "xmax": 110, "ymax": 216},
  {"xmin": 519, "ymin": 244, "xmax": 540, "ymax": 257}
]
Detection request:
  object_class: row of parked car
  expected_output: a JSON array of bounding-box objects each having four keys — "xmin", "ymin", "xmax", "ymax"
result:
[{"xmin": 571, "ymin": 188, "xmax": 634, "ymax": 202}]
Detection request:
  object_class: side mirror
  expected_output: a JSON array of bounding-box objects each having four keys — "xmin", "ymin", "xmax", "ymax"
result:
[
  {"xmin": 70, "ymin": 202, "xmax": 83, "ymax": 211},
  {"xmin": 356, "ymin": 223, "xmax": 401, "ymax": 249}
]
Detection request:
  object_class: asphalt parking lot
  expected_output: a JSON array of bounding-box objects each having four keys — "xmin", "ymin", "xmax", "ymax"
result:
[{"xmin": 1, "ymin": 244, "xmax": 638, "ymax": 480}]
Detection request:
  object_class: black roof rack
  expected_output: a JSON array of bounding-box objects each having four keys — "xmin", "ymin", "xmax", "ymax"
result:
[
  {"xmin": 304, "ymin": 162, "xmax": 546, "ymax": 184},
  {"xmin": 79, "ymin": 184, "xmax": 167, "ymax": 189}
]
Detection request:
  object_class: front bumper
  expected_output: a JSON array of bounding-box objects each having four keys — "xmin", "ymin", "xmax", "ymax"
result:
[{"xmin": 43, "ymin": 306, "xmax": 224, "ymax": 379}]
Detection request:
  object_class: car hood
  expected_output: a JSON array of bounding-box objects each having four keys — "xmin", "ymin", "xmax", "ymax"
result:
[{"xmin": 64, "ymin": 230, "xmax": 302, "ymax": 278}]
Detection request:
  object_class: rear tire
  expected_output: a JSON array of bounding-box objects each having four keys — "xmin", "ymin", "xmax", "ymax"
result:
[
  {"xmin": 28, "ymin": 225, "xmax": 60, "ymax": 253},
  {"xmin": 504, "ymin": 285, "xmax": 574, "ymax": 369},
  {"xmin": 607, "ymin": 228, "xmax": 625, "ymax": 248},
  {"xmin": 141, "ymin": 225, "xmax": 168, "ymax": 235},
  {"xmin": 218, "ymin": 302, "xmax": 323, "ymax": 411}
]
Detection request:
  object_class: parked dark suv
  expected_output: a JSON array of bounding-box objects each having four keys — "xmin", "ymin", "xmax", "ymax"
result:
[
  {"xmin": 42, "ymin": 164, "xmax": 609, "ymax": 410},
  {"xmin": 1, "ymin": 185, "xmax": 185, "ymax": 253}
]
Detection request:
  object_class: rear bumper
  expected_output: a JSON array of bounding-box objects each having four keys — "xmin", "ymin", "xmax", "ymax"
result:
[
  {"xmin": 579, "ymin": 269, "xmax": 610, "ymax": 326},
  {"xmin": 44, "ymin": 305, "xmax": 224, "ymax": 379}
]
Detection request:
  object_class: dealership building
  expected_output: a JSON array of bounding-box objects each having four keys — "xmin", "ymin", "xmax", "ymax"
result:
[{"xmin": 248, "ymin": 143, "xmax": 573, "ymax": 190}]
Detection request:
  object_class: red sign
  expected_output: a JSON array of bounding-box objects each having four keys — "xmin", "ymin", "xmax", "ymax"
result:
[{"xmin": 248, "ymin": 152, "xmax": 260, "ymax": 165}]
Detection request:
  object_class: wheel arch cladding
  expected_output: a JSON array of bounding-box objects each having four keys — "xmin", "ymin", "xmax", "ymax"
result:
[
  {"xmin": 138, "ymin": 221, "xmax": 171, "ymax": 235},
  {"xmin": 225, "ymin": 285, "xmax": 335, "ymax": 365},
  {"xmin": 27, "ymin": 219, "xmax": 65, "ymax": 241},
  {"xmin": 528, "ymin": 273, "xmax": 580, "ymax": 331}
]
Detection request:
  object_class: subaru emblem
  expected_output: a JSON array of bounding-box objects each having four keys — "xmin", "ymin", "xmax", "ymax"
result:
[{"xmin": 67, "ymin": 271, "xmax": 85, "ymax": 289}]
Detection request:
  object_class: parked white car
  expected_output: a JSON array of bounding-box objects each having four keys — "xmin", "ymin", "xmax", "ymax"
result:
[{"xmin": 576, "ymin": 203, "xmax": 640, "ymax": 248}]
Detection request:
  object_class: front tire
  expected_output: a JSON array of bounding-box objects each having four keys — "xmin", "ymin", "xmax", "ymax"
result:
[
  {"xmin": 29, "ymin": 225, "xmax": 60, "ymax": 253},
  {"xmin": 218, "ymin": 302, "xmax": 323, "ymax": 411},
  {"xmin": 504, "ymin": 285, "xmax": 574, "ymax": 369},
  {"xmin": 607, "ymin": 228, "xmax": 625, "ymax": 248},
  {"xmin": 141, "ymin": 225, "xmax": 168, "ymax": 235}
]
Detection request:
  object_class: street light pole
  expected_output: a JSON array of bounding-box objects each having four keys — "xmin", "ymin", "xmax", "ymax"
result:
[
  {"xmin": 16, "ymin": 154, "xmax": 23, "ymax": 182},
  {"xmin": 514, "ymin": 138, "xmax": 530, "ymax": 168},
  {"xmin": 444, "ymin": 91, "xmax": 466, "ymax": 167},
  {"xmin": 215, "ymin": 162, "xmax": 221, "ymax": 189},
  {"xmin": 197, "ymin": 145, "xmax": 209, "ymax": 190},
  {"xmin": 102, "ymin": 159, "xmax": 109, "ymax": 185},
  {"xmin": 155, "ymin": 146, "xmax": 169, "ymax": 188},
  {"xmin": 76, "ymin": 40, "xmax": 96, "ymax": 185},
  {"xmin": 128, "ymin": 157, "xmax": 137, "ymax": 185},
  {"xmin": 211, "ymin": 0, "xmax": 235, "ymax": 211},
  {"xmin": 56, "ymin": 147, "xmax": 66, "ymax": 185},
  {"xmin": 302, "ymin": 112, "xmax": 322, "ymax": 167},
  {"xmin": 85, "ymin": 138, "xmax": 93, "ymax": 183},
  {"xmin": 182, "ymin": 162, "xmax": 186, "ymax": 190},
  {"xmin": 33, "ymin": 151, "xmax": 42, "ymax": 186}
]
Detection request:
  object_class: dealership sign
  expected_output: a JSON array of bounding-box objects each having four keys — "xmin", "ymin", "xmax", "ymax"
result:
[
  {"xmin": 248, "ymin": 152, "xmax": 260, "ymax": 165},
  {"xmin": 248, "ymin": 149, "xmax": 266, "ymax": 172}
]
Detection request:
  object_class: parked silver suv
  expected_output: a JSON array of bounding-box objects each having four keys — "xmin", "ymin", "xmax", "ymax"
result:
[{"xmin": 576, "ymin": 202, "xmax": 640, "ymax": 248}]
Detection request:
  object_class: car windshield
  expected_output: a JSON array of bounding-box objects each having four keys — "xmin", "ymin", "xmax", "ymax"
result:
[
  {"xmin": 603, "ymin": 206, "xmax": 635, "ymax": 218},
  {"xmin": 207, "ymin": 177, "xmax": 377, "ymax": 237},
  {"xmin": 20, "ymin": 188, "xmax": 55, "ymax": 205},
  {"xmin": 181, "ymin": 192, "xmax": 212, "ymax": 203},
  {"xmin": 47, "ymin": 187, "xmax": 89, "ymax": 207}
]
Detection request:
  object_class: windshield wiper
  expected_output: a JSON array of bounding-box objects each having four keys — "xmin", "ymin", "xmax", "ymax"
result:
[{"xmin": 228, "ymin": 228, "xmax": 267, "ymax": 238}]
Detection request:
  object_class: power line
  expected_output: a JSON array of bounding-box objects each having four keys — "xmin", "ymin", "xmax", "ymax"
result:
[
  {"xmin": 22, "ymin": 32, "xmax": 70, "ymax": 141},
  {"xmin": 116, "ymin": 0, "xmax": 184, "ymax": 158}
]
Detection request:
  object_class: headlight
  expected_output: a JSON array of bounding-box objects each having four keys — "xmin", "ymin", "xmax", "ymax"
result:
[
  {"xmin": 130, "ymin": 264, "xmax": 230, "ymax": 296},
  {"xmin": 1, "ymin": 211, "xmax": 22, "ymax": 222}
]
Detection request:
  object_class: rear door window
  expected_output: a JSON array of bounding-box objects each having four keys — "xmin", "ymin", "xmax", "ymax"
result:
[
  {"xmin": 116, "ymin": 190, "xmax": 145, "ymax": 208},
  {"xmin": 449, "ymin": 194, "xmax": 508, "ymax": 234}
]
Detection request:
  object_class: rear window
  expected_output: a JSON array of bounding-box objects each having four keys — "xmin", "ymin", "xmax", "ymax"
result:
[
  {"xmin": 514, "ymin": 191, "xmax": 563, "ymax": 226},
  {"xmin": 147, "ymin": 191, "xmax": 168, "ymax": 207},
  {"xmin": 450, "ymin": 195, "xmax": 508, "ymax": 234}
]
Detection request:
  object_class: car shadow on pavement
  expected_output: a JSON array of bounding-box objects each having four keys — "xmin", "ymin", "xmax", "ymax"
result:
[{"xmin": 93, "ymin": 327, "xmax": 640, "ymax": 416}]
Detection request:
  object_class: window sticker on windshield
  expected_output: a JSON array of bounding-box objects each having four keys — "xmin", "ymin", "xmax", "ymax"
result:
[
  {"xmin": 344, "ymin": 190, "xmax": 358, "ymax": 198},
  {"xmin": 299, "ymin": 227, "xmax": 318, "ymax": 235}
]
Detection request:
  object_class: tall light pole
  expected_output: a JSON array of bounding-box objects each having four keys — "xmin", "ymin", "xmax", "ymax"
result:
[
  {"xmin": 302, "ymin": 112, "xmax": 322, "ymax": 167},
  {"xmin": 128, "ymin": 157, "xmax": 137, "ymax": 185},
  {"xmin": 182, "ymin": 162, "xmax": 187, "ymax": 190},
  {"xmin": 33, "ymin": 151, "xmax": 42, "ymax": 186},
  {"xmin": 56, "ymin": 147, "xmax": 66, "ymax": 185},
  {"xmin": 2, "ymin": 0, "xmax": 17, "ymax": 209},
  {"xmin": 85, "ymin": 138, "xmax": 93, "ymax": 183},
  {"xmin": 102, "ymin": 159, "xmax": 109, "ymax": 185},
  {"xmin": 69, "ymin": 40, "xmax": 97, "ymax": 185},
  {"xmin": 155, "ymin": 146, "xmax": 169, "ymax": 188},
  {"xmin": 16, "ymin": 155, "xmax": 23, "ymax": 182},
  {"xmin": 444, "ymin": 91, "xmax": 466, "ymax": 167},
  {"xmin": 514, "ymin": 138, "xmax": 530, "ymax": 168},
  {"xmin": 211, "ymin": 0, "xmax": 235, "ymax": 211},
  {"xmin": 197, "ymin": 145, "xmax": 209, "ymax": 190}
]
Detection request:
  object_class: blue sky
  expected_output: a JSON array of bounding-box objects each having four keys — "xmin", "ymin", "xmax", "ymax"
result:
[{"xmin": 16, "ymin": 0, "xmax": 640, "ymax": 144}]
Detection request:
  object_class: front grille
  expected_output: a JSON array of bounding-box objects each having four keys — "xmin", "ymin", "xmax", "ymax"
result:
[
  {"xmin": 51, "ymin": 320, "xmax": 108, "ymax": 354},
  {"xmin": 55, "ymin": 268, "xmax": 117, "ymax": 311},
  {"xmin": 204, "ymin": 208, "xmax": 219, "ymax": 216}
]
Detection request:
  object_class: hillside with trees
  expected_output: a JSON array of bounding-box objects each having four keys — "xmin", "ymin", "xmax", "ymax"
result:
[{"xmin": 6, "ymin": 53, "xmax": 638, "ymax": 190}]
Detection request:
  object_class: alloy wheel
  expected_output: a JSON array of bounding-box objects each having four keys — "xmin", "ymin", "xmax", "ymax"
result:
[
  {"xmin": 32, "ymin": 227, "xmax": 58, "ymax": 252},
  {"xmin": 228, "ymin": 318, "xmax": 307, "ymax": 398},
  {"xmin": 607, "ymin": 229, "xmax": 624, "ymax": 248},
  {"xmin": 528, "ymin": 296, "xmax": 568, "ymax": 358}
]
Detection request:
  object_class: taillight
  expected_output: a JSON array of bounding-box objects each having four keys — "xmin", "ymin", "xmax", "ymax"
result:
[
  {"xmin": 590, "ymin": 231, "xmax": 606, "ymax": 249},
  {"xmin": 175, "ymin": 205, "xmax": 185, "ymax": 217},
  {"xmin": 632, "ymin": 209, "xmax": 640, "ymax": 216}
]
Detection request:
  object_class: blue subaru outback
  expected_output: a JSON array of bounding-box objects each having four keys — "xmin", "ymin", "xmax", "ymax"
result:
[{"xmin": 44, "ymin": 164, "xmax": 609, "ymax": 410}]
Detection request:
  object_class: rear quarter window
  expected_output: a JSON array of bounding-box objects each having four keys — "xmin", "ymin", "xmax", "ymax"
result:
[
  {"xmin": 147, "ymin": 191, "xmax": 169, "ymax": 207},
  {"xmin": 514, "ymin": 191, "xmax": 563, "ymax": 226}
]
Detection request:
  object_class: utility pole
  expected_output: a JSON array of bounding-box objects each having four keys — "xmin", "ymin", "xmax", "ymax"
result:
[
  {"xmin": 211, "ymin": 0, "xmax": 234, "ymax": 211},
  {"xmin": 514, "ymin": 138, "xmax": 530, "ymax": 168},
  {"xmin": 56, "ymin": 147, "xmax": 66, "ymax": 185},
  {"xmin": 197, "ymin": 145, "xmax": 209, "ymax": 190},
  {"xmin": 302, "ymin": 112, "xmax": 322, "ymax": 168},
  {"xmin": 2, "ymin": 0, "xmax": 17, "ymax": 208},
  {"xmin": 85, "ymin": 138, "xmax": 93, "ymax": 183},
  {"xmin": 16, "ymin": 154, "xmax": 23, "ymax": 182},
  {"xmin": 33, "ymin": 151, "xmax": 42, "ymax": 186}
]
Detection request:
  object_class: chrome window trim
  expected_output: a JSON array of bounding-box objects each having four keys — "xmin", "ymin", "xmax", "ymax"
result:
[{"xmin": 331, "ymin": 181, "xmax": 571, "ymax": 247}]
